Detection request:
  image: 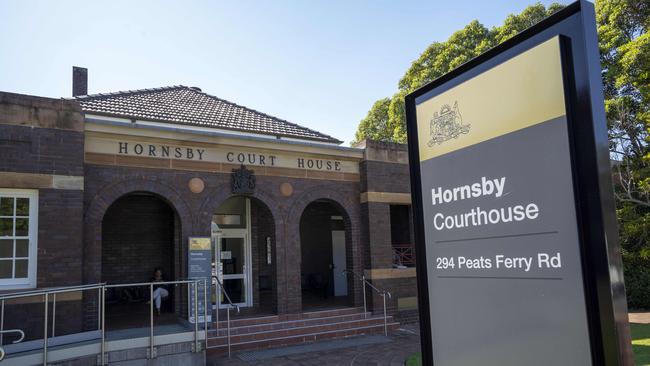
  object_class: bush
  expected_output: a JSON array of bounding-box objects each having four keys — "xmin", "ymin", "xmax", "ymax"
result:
[{"xmin": 624, "ymin": 254, "xmax": 650, "ymax": 309}]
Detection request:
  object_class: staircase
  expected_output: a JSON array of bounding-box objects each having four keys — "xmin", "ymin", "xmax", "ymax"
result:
[{"xmin": 206, "ymin": 307, "xmax": 399, "ymax": 356}]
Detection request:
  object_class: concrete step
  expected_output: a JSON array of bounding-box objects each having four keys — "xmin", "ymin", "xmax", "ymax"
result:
[
  {"xmin": 209, "ymin": 311, "xmax": 373, "ymax": 337},
  {"xmin": 213, "ymin": 307, "xmax": 365, "ymax": 328},
  {"xmin": 206, "ymin": 322, "xmax": 400, "ymax": 355},
  {"xmin": 207, "ymin": 316, "xmax": 393, "ymax": 346}
]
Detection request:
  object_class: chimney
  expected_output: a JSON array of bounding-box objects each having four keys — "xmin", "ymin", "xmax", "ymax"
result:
[{"xmin": 72, "ymin": 66, "xmax": 88, "ymax": 97}]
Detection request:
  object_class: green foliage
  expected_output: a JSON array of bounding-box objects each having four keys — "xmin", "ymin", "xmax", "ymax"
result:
[
  {"xmin": 353, "ymin": 98, "xmax": 392, "ymax": 144},
  {"xmin": 353, "ymin": 0, "xmax": 650, "ymax": 308},
  {"xmin": 630, "ymin": 323, "xmax": 650, "ymax": 365},
  {"xmin": 405, "ymin": 352, "xmax": 422, "ymax": 366},
  {"xmin": 353, "ymin": 2, "xmax": 563, "ymax": 144},
  {"xmin": 599, "ymin": 0, "xmax": 650, "ymax": 307}
]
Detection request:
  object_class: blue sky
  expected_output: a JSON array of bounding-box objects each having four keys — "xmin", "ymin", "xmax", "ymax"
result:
[{"xmin": 0, "ymin": 0, "xmax": 563, "ymax": 145}]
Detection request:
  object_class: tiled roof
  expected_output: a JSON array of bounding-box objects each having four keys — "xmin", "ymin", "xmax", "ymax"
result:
[{"xmin": 75, "ymin": 85, "xmax": 342, "ymax": 144}]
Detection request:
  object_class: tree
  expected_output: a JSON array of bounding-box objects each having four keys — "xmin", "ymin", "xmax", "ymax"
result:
[
  {"xmin": 597, "ymin": 0, "xmax": 650, "ymax": 308},
  {"xmin": 353, "ymin": 98, "xmax": 392, "ymax": 144},
  {"xmin": 353, "ymin": 2, "xmax": 563, "ymax": 144}
]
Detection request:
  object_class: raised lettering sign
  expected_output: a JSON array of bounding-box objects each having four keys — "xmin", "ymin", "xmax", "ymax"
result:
[{"xmin": 86, "ymin": 138, "xmax": 359, "ymax": 174}]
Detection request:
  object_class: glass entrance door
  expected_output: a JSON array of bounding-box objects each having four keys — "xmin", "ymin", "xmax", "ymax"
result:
[{"xmin": 215, "ymin": 232, "xmax": 251, "ymax": 308}]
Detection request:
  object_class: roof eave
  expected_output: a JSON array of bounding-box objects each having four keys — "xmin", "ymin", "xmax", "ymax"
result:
[{"xmin": 81, "ymin": 110, "xmax": 343, "ymax": 145}]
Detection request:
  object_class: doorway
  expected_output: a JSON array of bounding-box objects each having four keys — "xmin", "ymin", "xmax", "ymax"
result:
[
  {"xmin": 215, "ymin": 230, "xmax": 251, "ymax": 308},
  {"xmin": 300, "ymin": 200, "xmax": 351, "ymax": 310},
  {"xmin": 101, "ymin": 192, "xmax": 179, "ymax": 329},
  {"xmin": 211, "ymin": 196, "xmax": 277, "ymax": 314}
]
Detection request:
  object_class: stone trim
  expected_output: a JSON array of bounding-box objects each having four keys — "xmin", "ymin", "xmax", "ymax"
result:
[
  {"xmin": 85, "ymin": 120, "xmax": 364, "ymax": 158},
  {"xmin": 0, "ymin": 92, "xmax": 84, "ymax": 131},
  {"xmin": 360, "ymin": 192, "xmax": 411, "ymax": 204},
  {"xmin": 355, "ymin": 139, "xmax": 409, "ymax": 164},
  {"xmin": 0, "ymin": 172, "xmax": 84, "ymax": 190},
  {"xmin": 85, "ymin": 153, "xmax": 360, "ymax": 182},
  {"xmin": 364, "ymin": 268, "xmax": 416, "ymax": 279}
]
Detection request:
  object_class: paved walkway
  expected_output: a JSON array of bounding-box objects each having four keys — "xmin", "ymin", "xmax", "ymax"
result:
[
  {"xmin": 209, "ymin": 324, "xmax": 421, "ymax": 366},
  {"xmin": 629, "ymin": 312, "xmax": 650, "ymax": 324}
]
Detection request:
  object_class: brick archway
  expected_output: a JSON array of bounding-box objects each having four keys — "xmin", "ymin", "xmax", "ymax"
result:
[
  {"xmin": 197, "ymin": 185, "xmax": 287, "ymax": 312},
  {"xmin": 196, "ymin": 185, "xmax": 284, "ymax": 234},
  {"xmin": 84, "ymin": 178, "xmax": 193, "ymax": 284},
  {"xmin": 286, "ymin": 186, "xmax": 362, "ymax": 313}
]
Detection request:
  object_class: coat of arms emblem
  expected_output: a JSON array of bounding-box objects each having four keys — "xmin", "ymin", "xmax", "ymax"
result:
[
  {"xmin": 428, "ymin": 101, "xmax": 471, "ymax": 146},
  {"xmin": 231, "ymin": 164, "xmax": 255, "ymax": 194}
]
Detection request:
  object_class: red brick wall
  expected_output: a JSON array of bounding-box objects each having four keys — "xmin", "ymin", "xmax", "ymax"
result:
[
  {"xmin": 0, "ymin": 93, "xmax": 85, "ymax": 339},
  {"xmin": 84, "ymin": 164, "xmax": 363, "ymax": 316},
  {"xmin": 101, "ymin": 194, "xmax": 175, "ymax": 285},
  {"xmin": 250, "ymin": 199, "xmax": 276, "ymax": 311}
]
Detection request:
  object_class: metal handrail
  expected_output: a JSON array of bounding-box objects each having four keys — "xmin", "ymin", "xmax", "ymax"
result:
[
  {"xmin": 0, "ymin": 280, "xmax": 208, "ymax": 365},
  {"xmin": 0, "ymin": 283, "xmax": 105, "ymax": 300},
  {"xmin": 103, "ymin": 279, "xmax": 199, "ymax": 288},
  {"xmin": 342, "ymin": 269, "xmax": 392, "ymax": 336},
  {"xmin": 0, "ymin": 329, "xmax": 25, "ymax": 361},
  {"xmin": 0, "ymin": 283, "xmax": 106, "ymax": 365},
  {"xmin": 211, "ymin": 275, "xmax": 239, "ymax": 358},
  {"xmin": 102, "ymin": 279, "xmax": 207, "ymax": 363},
  {"xmin": 211, "ymin": 275, "xmax": 240, "ymax": 312}
]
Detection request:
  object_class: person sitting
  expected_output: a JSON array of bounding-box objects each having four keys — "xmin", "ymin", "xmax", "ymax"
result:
[{"xmin": 150, "ymin": 268, "xmax": 169, "ymax": 315}]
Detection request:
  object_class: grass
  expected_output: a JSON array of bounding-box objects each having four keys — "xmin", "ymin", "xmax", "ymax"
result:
[
  {"xmin": 632, "ymin": 323, "xmax": 650, "ymax": 365},
  {"xmin": 405, "ymin": 352, "xmax": 421, "ymax": 366},
  {"xmin": 404, "ymin": 324, "xmax": 650, "ymax": 366}
]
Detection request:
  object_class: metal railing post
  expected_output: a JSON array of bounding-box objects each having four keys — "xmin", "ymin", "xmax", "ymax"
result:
[
  {"xmin": 97, "ymin": 288, "xmax": 101, "ymax": 331},
  {"xmin": 149, "ymin": 284, "xmax": 154, "ymax": 359},
  {"xmin": 194, "ymin": 281, "xmax": 199, "ymax": 352},
  {"xmin": 101, "ymin": 286, "xmax": 106, "ymax": 365},
  {"xmin": 362, "ymin": 274, "xmax": 367, "ymax": 319},
  {"xmin": 43, "ymin": 293, "xmax": 48, "ymax": 366},
  {"xmin": 382, "ymin": 292, "xmax": 388, "ymax": 336},
  {"xmin": 206, "ymin": 276, "xmax": 238, "ymax": 354},
  {"xmin": 215, "ymin": 279, "xmax": 219, "ymax": 331},
  {"xmin": 203, "ymin": 278, "xmax": 208, "ymax": 351},
  {"xmin": 51, "ymin": 293, "xmax": 56, "ymax": 338},
  {"xmin": 1, "ymin": 299, "xmax": 5, "ymax": 345},
  {"xmin": 227, "ymin": 306, "xmax": 231, "ymax": 358},
  {"xmin": 343, "ymin": 270, "xmax": 392, "ymax": 334}
]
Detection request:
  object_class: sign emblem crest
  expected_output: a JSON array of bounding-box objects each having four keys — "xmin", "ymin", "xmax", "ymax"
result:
[
  {"xmin": 428, "ymin": 101, "xmax": 471, "ymax": 146},
  {"xmin": 231, "ymin": 164, "xmax": 255, "ymax": 194}
]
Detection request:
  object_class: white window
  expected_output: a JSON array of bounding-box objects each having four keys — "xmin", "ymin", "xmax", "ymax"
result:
[{"xmin": 0, "ymin": 189, "xmax": 38, "ymax": 289}]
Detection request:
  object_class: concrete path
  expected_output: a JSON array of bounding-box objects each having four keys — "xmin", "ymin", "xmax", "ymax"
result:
[
  {"xmin": 209, "ymin": 324, "xmax": 421, "ymax": 366},
  {"xmin": 629, "ymin": 312, "xmax": 650, "ymax": 324}
]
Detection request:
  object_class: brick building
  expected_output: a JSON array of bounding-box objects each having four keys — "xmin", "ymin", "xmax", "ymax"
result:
[{"xmin": 0, "ymin": 68, "xmax": 418, "ymax": 362}]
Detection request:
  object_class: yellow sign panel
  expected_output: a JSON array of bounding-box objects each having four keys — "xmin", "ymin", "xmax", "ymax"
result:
[
  {"xmin": 189, "ymin": 237, "xmax": 210, "ymax": 251},
  {"xmin": 416, "ymin": 37, "xmax": 566, "ymax": 162}
]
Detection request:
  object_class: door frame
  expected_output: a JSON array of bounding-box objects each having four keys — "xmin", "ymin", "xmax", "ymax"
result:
[
  {"xmin": 213, "ymin": 198, "xmax": 253, "ymax": 309},
  {"xmin": 331, "ymin": 230, "xmax": 348, "ymax": 297}
]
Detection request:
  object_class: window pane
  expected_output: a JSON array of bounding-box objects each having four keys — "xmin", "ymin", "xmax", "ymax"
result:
[
  {"xmin": 222, "ymin": 279, "xmax": 245, "ymax": 303},
  {"xmin": 14, "ymin": 218, "xmax": 28, "ymax": 236},
  {"xmin": 14, "ymin": 260, "xmax": 27, "ymax": 278},
  {"xmin": 0, "ymin": 261, "xmax": 12, "ymax": 279},
  {"xmin": 0, "ymin": 240, "xmax": 12, "ymax": 258},
  {"xmin": 15, "ymin": 239, "xmax": 28, "ymax": 257},
  {"xmin": 0, "ymin": 218, "xmax": 12, "ymax": 236},
  {"xmin": 15, "ymin": 198, "xmax": 29, "ymax": 216},
  {"xmin": 0, "ymin": 198, "xmax": 13, "ymax": 216}
]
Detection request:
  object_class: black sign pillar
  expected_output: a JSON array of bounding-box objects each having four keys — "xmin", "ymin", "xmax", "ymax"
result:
[{"xmin": 405, "ymin": 1, "xmax": 632, "ymax": 365}]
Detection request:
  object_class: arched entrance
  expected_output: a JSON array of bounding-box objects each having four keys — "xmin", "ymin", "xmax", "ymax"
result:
[
  {"xmin": 300, "ymin": 199, "xmax": 352, "ymax": 310},
  {"xmin": 212, "ymin": 196, "xmax": 277, "ymax": 314},
  {"xmin": 101, "ymin": 192, "xmax": 181, "ymax": 328}
]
